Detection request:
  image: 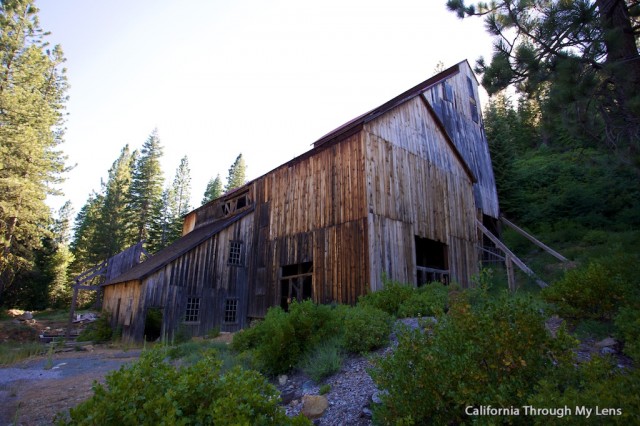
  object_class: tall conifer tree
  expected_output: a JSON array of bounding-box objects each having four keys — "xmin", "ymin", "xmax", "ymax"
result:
[
  {"xmin": 0, "ymin": 0, "xmax": 69, "ymax": 304},
  {"xmin": 202, "ymin": 174, "xmax": 223, "ymax": 204},
  {"xmin": 130, "ymin": 130, "xmax": 164, "ymax": 243},
  {"xmin": 225, "ymin": 154, "xmax": 247, "ymax": 192}
]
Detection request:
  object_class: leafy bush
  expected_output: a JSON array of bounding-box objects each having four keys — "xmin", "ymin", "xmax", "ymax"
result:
[
  {"xmin": 299, "ymin": 337, "xmax": 344, "ymax": 382},
  {"xmin": 542, "ymin": 256, "xmax": 637, "ymax": 321},
  {"xmin": 397, "ymin": 282, "xmax": 449, "ymax": 318},
  {"xmin": 615, "ymin": 307, "xmax": 640, "ymax": 361},
  {"xmin": 59, "ymin": 348, "xmax": 310, "ymax": 425},
  {"xmin": 529, "ymin": 356, "xmax": 640, "ymax": 425},
  {"xmin": 357, "ymin": 278, "xmax": 414, "ymax": 316},
  {"xmin": 370, "ymin": 292, "xmax": 576, "ymax": 425},
  {"xmin": 231, "ymin": 300, "xmax": 345, "ymax": 375},
  {"xmin": 76, "ymin": 314, "xmax": 112, "ymax": 343},
  {"xmin": 343, "ymin": 305, "xmax": 391, "ymax": 354}
]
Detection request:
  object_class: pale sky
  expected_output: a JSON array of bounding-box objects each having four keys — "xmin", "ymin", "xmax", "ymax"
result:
[{"xmin": 37, "ymin": 0, "xmax": 493, "ymax": 216}]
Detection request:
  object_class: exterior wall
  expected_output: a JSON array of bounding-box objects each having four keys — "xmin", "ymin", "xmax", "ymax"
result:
[
  {"xmin": 364, "ymin": 96, "xmax": 479, "ymax": 289},
  {"xmin": 423, "ymin": 61, "xmax": 500, "ymax": 218},
  {"xmin": 102, "ymin": 280, "xmax": 143, "ymax": 342},
  {"xmin": 246, "ymin": 135, "xmax": 370, "ymax": 317}
]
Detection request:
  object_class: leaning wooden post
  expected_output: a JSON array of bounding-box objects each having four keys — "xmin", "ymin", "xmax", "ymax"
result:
[
  {"xmin": 66, "ymin": 284, "xmax": 79, "ymax": 340},
  {"xmin": 505, "ymin": 255, "xmax": 515, "ymax": 292}
]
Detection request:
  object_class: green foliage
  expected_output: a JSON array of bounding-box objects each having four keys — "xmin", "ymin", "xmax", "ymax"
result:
[
  {"xmin": 0, "ymin": 342, "xmax": 46, "ymax": 366},
  {"xmin": 614, "ymin": 307, "xmax": 640, "ymax": 361},
  {"xmin": 397, "ymin": 282, "xmax": 449, "ymax": 318},
  {"xmin": 299, "ymin": 337, "xmax": 344, "ymax": 383},
  {"xmin": 0, "ymin": 0, "xmax": 69, "ymax": 306},
  {"xmin": 225, "ymin": 153, "xmax": 247, "ymax": 192},
  {"xmin": 357, "ymin": 278, "xmax": 414, "ymax": 316},
  {"xmin": 60, "ymin": 348, "xmax": 310, "ymax": 425},
  {"xmin": 202, "ymin": 174, "xmax": 223, "ymax": 204},
  {"xmin": 370, "ymin": 292, "xmax": 576, "ymax": 425},
  {"xmin": 343, "ymin": 305, "xmax": 391, "ymax": 354},
  {"xmin": 319, "ymin": 384, "xmax": 331, "ymax": 395},
  {"xmin": 529, "ymin": 357, "xmax": 640, "ymax": 425},
  {"xmin": 231, "ymin": 301, "xmax": 347, "ymax": 375},
  {"xmin": 542, "ymin": 256, "xmax": 638, "ymax": 321},
  {"xmin": 77, "ymin": 315, "xmax": 113, "ymax": 343}
]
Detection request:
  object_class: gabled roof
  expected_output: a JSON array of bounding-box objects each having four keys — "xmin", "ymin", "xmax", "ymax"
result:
[{"xmin": 103, "ymin": 207, "xmax": 254, "ymax": 285}]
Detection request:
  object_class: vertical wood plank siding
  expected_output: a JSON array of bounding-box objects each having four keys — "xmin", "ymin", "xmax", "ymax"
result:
[{"xmin": 364, "ymin": 96, "xmax": 479, "ymax": 288}]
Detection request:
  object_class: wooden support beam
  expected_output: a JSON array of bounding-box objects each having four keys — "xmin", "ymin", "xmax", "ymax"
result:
[
  {"xmin": 500, "ymin": 216, "xmax": 568, "ymax": 263},
  {"xmin": 476, "ymin": 219, "xmax": 548, "ymax": 288}
]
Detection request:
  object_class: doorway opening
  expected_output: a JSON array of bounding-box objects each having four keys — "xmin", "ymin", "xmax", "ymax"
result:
[
  {"xmin": 415, "ymin": 236, "xmax": 449, "ymax": 286},
  {"xmin": 144, "ymin": 307, "xmax": 163, "ymax": 342},
  {"xmin": 280, "ymin": 262, "xmax": 313, "ymax": 311}
]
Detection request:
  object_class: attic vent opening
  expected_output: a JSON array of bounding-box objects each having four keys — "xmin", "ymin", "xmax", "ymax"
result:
[
  {"xmin": 415, "ymin": 236, "xmax": 449, "ymax": 285},
  {"xmin": 280, "ymin": 262, "xmax": 313, "ymax": 311},
  {"xmin": 222, "ymin": 191, "xmax": 252, "ymax": 216}
]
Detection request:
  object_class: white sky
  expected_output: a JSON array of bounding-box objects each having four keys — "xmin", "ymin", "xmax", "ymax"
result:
[{"xmin": 38, "ymin": 0, "xmax": 493, "ymax": 216}]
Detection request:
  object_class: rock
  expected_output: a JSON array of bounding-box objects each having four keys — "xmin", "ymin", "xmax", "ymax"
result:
[
  {"xmin": 18, "ymin": 311, "xmax": 33, "ymax": 320},
  {"xmin": 302, "ymin": 380, "xmax": 315, "ymax": 393},
  {"xmin": 361, "ymin": 407, "xmax": 373, "ymax": 419},
  {"xmin": 371, "ymin": 391, "xmax": 383, "ymax": 405},
  {"xmin": 278, "ymin": 374, "xmax": 288, "ymax": 386},
  {"xmin": 301, "ymin": 395, "xmax": 329, "ymax": 420},
  {"xmin": 595, "ymin": 337, "xmax": 617, "ymax": 348},
  {"xmin": 280, "ymin": 389, "xmax": 297, "ymax": 405},
  {"xmin": 601, "ymin": 347, "xmax": 616, "ymax": 355}
]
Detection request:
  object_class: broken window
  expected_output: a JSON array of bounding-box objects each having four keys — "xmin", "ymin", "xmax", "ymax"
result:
[
  {"xmin": 415, "ymin": 236, "xmax": 449, "ymax": 286},
  {"xmin": 280, "ymin": 262, "xmax": 313, "ymax": 310},
  {"xmin": 224, "ymin": 298, "xmax": 238, "ymax": 323},
  {"xmin": 228, "ymin": 241, "xmax": 243, "ymax": 266},
  {"xmin": 222, "ymin": 191, "xmax": 251, "ymax": 216},
  {"xmin": 467, "ymin": 76, "xmax": 479, "ymax": 123},
  {"xmin": 184, "ymin": 297, "xmax": 200, "ymax": 323}
]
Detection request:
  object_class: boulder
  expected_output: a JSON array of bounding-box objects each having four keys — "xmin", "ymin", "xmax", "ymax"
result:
[
  {"xmin": 301, "ymin": 395, "xmax": 328, "ymax": 419},
  {"xmin": 595, "ymin": 337, "xmax": 618, "ymax": 348}
]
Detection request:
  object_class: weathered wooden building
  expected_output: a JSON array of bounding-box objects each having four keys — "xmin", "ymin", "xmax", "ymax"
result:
[{"xmin": 103, "ymin": 60, "xmax": 499, "ymax": 341}]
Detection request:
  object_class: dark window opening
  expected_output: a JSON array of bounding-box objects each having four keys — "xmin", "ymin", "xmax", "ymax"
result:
[
  {"xmin": 144, "ymin": 307, "xmax": 163, "ymax": 342},
  {"xmin": 470, "ymin": 97, "xmax": 479, "ymax": 123},
  {"xmin": 228, "ymin": 241, "xmax": 243, "ymax": 266},
  {"xmin": 280, "ymin": 262, "xmax": 313, "ymax": 311},
  {"xmin": 442, "ymin": 82, "xmax": 454, "ymax": 102},
  {"xmin": 467, "ymin": 76, "xmax": 475, "ymax": 98},
  {"xmin": 184, "ymin": 297, "xmax": 200, "ymax": 323},
  {"xmin": 221, "ymin": 191, "xmax": 251, "ymax": 216},
  {"xmin": 415, "ymin": 236, "xmax": 449, "ymax": 286},
  {"xmin": 224, "ymin": 298, "xmax": 238, "ymax": 323}
]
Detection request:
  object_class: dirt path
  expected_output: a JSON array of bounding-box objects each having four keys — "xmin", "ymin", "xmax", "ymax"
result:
[{"xmin": 0, "ymin": 347, "xmax": 141, "ymax": 425}]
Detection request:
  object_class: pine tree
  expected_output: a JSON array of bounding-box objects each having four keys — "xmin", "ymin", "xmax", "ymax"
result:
[
  {"xmin": 0, "ymin": 0, "xmax": 69, "ymax": 305},
  {"xmin": 97, "ymin": 145, "xmax": 137, "ymax": 256},
  {"xmin": 225, "ymin": 154, "xmax": 247, "ymax": 192},
  {"xmin": 130, "ymin": 130, "xmax": 164, "ymax": 243},
  {"xmin": 202, "ymin": 174, "xmax": 223, "ymax": 204},
  {"xmin": 70, "ymin": 191, "xmax": 104, "ymax": 274}
]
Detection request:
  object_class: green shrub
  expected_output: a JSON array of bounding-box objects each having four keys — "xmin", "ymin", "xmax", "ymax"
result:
[
  {"xmin": 370, "ymin": 292, "xmax": 576, "ymax": 425},
  {"xmin": 343, "ymin": 305, "xmax": 391, "ymax": 354},
  {"xmin": 299, "ymin": 337, "xmax": 344, "ymax": 382},
  {"xmin": 231, "ymin": 301, "xmax": 348, "ymax": 376},
  {"xmin": 615, "ymin": 307, "xmax": 640, "ymax": 361},
  {"xmin": 528, "ymin": 356, "xmax": 640, "ymax": 425},
  {"xmin": 76, "ymin": 315, "xmax": 112, "ymax": 343},
  {"xmin": 397, "ymin": 282, "xmax": 449, "ymax": 318},
  {"xmin": 358, "ymin": 278, "xmax": 414, "ymax": 316},
  {"xmin": 542, "ymin": 257, "xmax": 637, "ymax": 321},
  {"xmin": 59, "ymin": 348, "xmax": 311, "ymax": 425},
  {"xmin": 319, "ymin": 384, "xmax": 331, "ymax": 395}
]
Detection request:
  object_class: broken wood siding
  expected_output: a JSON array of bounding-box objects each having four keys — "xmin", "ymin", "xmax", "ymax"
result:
[
  {"xmin": 364, "ymin": 96, "xmax": 479, "ymax": 289},
  {"xmin": 102, "ymin": 280, "xmax": 143, "ymax": 342},
  {"xmin": 423, "ymin": 61, "xmax": 500, "ymax": 218},
  {"xmin": 245, "ymin": 135, "xmax": 370, "ymax": 317}
]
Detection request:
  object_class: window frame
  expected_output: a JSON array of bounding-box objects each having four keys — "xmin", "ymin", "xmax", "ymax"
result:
[
  {"xmin": 228, "ymin": 240, "xmax": 244, "ymax": 266},
  {"xmin": 184, "ymin": 297, "xmax": 201, "ymax": 323},
  {"xmin": 223, "ymin": 298, "xmax": 238, "ymax": 324}
]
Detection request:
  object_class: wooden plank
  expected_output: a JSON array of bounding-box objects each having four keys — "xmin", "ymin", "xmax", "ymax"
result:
[{"xmin": 501, "ymin": 216, "xmax": 568, "ymax": 263}]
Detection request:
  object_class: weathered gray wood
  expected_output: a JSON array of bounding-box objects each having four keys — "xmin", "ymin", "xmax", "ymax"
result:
[
  {"xmin": 476, "ymin": 219, "xmax": 548, "ymax": 288},
  {"xmin": 500, "ymin": 216, "xmax": 568, "ymax": 263}
]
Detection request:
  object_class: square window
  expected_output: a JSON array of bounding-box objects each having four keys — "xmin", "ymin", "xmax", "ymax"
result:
[
  {"xmin": 228, "ymin": 241, "xmax": 243, "ymax": 266},
  {"xmin": 224, "ymin": 298, "xmax": 238, "ymax": 323},
  {"xmin": 184, "ymin": 297, "xmax": 200, "ymax": 322}
]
